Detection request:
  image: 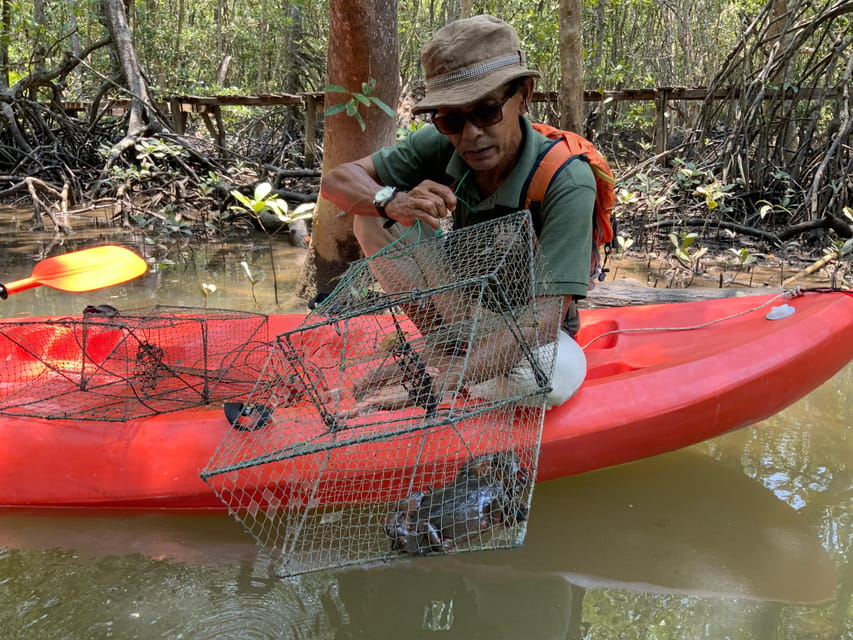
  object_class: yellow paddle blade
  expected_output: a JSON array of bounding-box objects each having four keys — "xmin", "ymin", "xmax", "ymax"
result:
[{"xmin": 1, "ymin": 246, "xmax": 148, "ymax": 298}]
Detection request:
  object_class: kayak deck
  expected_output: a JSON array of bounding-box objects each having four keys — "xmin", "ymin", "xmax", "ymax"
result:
[{"xmin": 0, "ymin": 289, "xmax": 851, "ymax": 510}]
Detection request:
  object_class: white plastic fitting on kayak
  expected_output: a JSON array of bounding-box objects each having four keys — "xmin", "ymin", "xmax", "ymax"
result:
[{"xmin": 766, "ymin": 304, "xmax": 796, "ymax": 320}]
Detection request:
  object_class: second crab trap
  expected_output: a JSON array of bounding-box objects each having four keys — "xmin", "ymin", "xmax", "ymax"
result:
[{"xmin": 202, "ymin": 212, "xmax": 563, "ymax": 576}]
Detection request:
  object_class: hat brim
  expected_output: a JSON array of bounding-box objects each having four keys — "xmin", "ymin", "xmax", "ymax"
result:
[{"xmin": 412, "ymin": 67, "xmax": 539, "ymax": 115}]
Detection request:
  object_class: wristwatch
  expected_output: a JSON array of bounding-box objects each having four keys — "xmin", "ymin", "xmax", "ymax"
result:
[{"xmin": 373, "ymin": 185, "xmax": 397, "ymax": 227}]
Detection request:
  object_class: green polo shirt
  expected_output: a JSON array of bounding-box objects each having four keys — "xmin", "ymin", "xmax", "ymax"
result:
[{"xmin": 371, "ymin": 117, "xmax": 595, "ymax": 300}]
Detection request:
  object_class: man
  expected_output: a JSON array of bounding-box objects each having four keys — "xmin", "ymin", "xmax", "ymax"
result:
[{"xmin": 320, "ymin": 14, "xmax": 594, "ymax": 408}]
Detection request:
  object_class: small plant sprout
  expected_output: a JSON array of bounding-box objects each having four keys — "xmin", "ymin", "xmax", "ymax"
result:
[
  {"xmin": 729, "ymin": 247, "xmax": 757, "ymax": 267},
  {"xmin": 694, "ymin": 180, "xmax": 727, "ymax": 210},
  {"xmin": 826, "ymin": 238, "xmax": 852, "ymax": 260},
  {"xmin": 616, "ymin": 188, "xmax": 637, "ymax": 206},
  {"xmin": 669, "ymin": 231, "xmax": 708, "ymax": 265},
  {"xmin": 240, "ymin": 261, "xmax": 263, "ymax": 305},
  {"xmin": 755, "ymin": 199, "xmax": 793, "ymax": 221},
  {"xmin": 729, "ymin": 247, "xmax": 758, "ymax": 286},
  {"xmin": 230, "ymin": 182, "xmax": 315, "ymax": 306},
  {"xmin": 230, "ymin": 182, "xmax": 315, "ymax": 226},
  {"xmin": 324, "ymin": 78, "xmax": 397, "ymax": 132},
  {"xmin": 200, "ymin": 282, "xmax": 217, "ymax": 308},
  {"xmin": 617, "ymin": 235, "xmax": 635, "ymax": 252}
]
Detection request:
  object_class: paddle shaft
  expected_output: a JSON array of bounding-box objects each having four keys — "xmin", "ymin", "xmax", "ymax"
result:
[{"xmin": 0, "ymin": 277, "xmax": 39, "ymax": 299}]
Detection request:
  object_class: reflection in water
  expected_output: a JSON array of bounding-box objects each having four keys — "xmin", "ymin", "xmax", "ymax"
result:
[
  {"xmin": 0, "ymin": 440, "xmax": 844, "ymax": 638},
  {"xmin": 0, "ymin": 223, "xmax": 850, "ymax": 638}
]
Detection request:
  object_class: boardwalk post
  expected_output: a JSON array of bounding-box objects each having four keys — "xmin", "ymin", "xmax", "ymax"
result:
[
  {"xmin": 169, "ymin": 98, "xmax": 187, "ymax": 134},
  {"xmin": 654, "ymin": 88, "xmax": 670, "ymax": 155},
  {"xmin": 304, "ymin": 94, "xmax": 318, "ymax": 168}
]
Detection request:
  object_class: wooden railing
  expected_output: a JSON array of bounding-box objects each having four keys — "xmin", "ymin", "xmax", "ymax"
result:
[{"xmin": 61, "ymin": 86, "xmax": 843, "ymax": 168}]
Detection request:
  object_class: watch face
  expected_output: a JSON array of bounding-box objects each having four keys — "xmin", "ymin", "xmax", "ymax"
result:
[{"xmin": 374, "ymin": 185, "xmax": 395, "ymax": 204}]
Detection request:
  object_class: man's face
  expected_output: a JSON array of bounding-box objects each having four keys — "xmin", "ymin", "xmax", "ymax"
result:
[{"xmin": 432, "ymin": 83, "xmax": 525, "ymax": 174}]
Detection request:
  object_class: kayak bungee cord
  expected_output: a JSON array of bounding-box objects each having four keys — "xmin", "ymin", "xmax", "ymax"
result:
[{"xmin": 580, "ymin": 287, "xmax": 851, "ymax": 351}]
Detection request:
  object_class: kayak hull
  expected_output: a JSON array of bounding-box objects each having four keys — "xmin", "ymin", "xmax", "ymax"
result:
[{"xmin": 1, "ymin": 291, "xmax": 851, "ymax": 510}]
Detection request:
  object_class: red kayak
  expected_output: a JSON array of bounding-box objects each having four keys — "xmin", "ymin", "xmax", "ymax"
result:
[{"xmin": 0, "ymin": 289, "xmax": 851, "ymax": 510}]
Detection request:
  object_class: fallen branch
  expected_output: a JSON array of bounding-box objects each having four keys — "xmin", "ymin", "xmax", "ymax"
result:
[
  {"xmin": 644, "ymin": 217, "xmax": 782, "ymax": 244},
  {"xmin": 783, "ymin": 242, "xmax": 851, "ymax": 286},
  {"xmin": 585, "ymin": 278, "xmax": 783, "ymax": 308}
]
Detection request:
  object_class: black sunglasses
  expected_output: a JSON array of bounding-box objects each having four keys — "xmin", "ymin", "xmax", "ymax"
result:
[{"xmin": 430, "ymin": 90, "xmax": 516, "ymax": 135}]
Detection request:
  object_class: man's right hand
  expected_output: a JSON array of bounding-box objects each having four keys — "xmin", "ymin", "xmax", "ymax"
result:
[{"xmin": 384, "ymin": 180, "xmax": 457, "ymax": 230}]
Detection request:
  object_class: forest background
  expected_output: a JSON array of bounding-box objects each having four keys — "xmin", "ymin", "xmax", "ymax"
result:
[{"xmin": 0, "ymin": 0, "xmax": 850, "ymax": 298}]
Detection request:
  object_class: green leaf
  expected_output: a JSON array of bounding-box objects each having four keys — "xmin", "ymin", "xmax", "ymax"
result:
[
  {"xmin": 668, "ymin": 233, "xmax": 679, "ymax": 249},
  {"xmin": 240, "ymin": 261, "xmax": 258, "ymax": 284},
  {"xmin": 254, "ymin": 182, "xmax": 273, "ymax": 201},
  {"xmin": 324, "ymin": 84, "xmax": 349, "ymax": 94},
  {"xmin": 353, "ymin": 93, "xmax": 371, "ymax": 106},
  {"xmin": 370, "ymin": 96, "xmax": 397, "ymax": 118},
  {"xmin": 323, "ymin": 103, "xmax": 349, "ymax": 117},
  {"xmin": 292, "ymin": 202, "xmax": 316, "ymax": 218},
  {"xmin": 266, "ymin": 200, "xmax": 289, "ymax": 218},
  {"xmin": 231, "ymin": 190, "xmax": 254, "ymax": 209}
]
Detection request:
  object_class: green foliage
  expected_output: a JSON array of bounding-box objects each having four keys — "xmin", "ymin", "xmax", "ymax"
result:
[
  {"xmin": 230, "ymin": 182, "xmax": 314, "ymax": 224},
  {"xmin": 669, "ymin": 230, "xmax": 708, "ymax": 264},
  {"xmin": 133, "ymin": 138, "xmax": 188, "ymax": 170},
  {"xmin": 616, "ymin": 234, "xmax": 635, "ymax": 252},
  {"xmin": 240, "ymin": 260, "xmax": 263, "ymax": 304},
  {"xmin": 729, "ymin": 247, "xmax": 757, "ymax": 266},
  {"xmin": 198, "ymin": 172, "xmax": 223, "ymax": 197},
  {"xmin": 323, "ymin": 78, "xmax": 396, "ymax": 132},
  {"xmin": 199, "ymin": 282, "xmax": 218, "ymax": 308},
  {"xmin": 5, "ymin": 0, "xmax": 847, "ymax": 122},
  {"xmin": 694, "ymin": 180, "xmax": 730, "ymax": 211}
]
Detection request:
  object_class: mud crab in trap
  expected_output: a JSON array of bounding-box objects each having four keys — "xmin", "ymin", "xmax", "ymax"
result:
[{"xmin": 384, "ymin": 451, "xmax": 531, "ymax": 555}]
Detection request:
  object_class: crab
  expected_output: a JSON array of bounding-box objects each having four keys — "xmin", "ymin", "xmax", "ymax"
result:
[{"xmin": 384, "ymin": 451, "xmax": 531, "ymax": 555}]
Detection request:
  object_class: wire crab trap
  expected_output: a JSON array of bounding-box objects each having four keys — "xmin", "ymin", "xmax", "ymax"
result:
[
  {"xmin": 0, "ymin": 306, "xmax": 269, "ymax": 421},
  {"xmin": 202, "ymin": 212, "xmax": 563, "ymax": 576}
]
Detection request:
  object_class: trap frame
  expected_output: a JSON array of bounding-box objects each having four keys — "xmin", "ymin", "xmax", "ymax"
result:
[
  {"xmin": 202, "ymin": 212, "xmax": 563, "ymax": 575},
  {"xmin": 0, "ymin": 306, "xmax": 269, "ymax": 421}
]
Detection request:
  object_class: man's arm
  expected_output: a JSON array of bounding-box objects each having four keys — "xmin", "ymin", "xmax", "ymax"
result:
[{"xmin": 320, "ymin": 157, "xmax": 458, "ymax": 230}]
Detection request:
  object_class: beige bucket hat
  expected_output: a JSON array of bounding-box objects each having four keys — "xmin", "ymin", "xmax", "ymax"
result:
[{"xmin": 412, "ymin": 15, "xmax": 540, "ymax": 115}]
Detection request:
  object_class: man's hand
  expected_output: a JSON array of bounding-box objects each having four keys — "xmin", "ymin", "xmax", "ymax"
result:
[{"xmin": 384, "ymin": 180, "xmax": 457, "ymax": 229}]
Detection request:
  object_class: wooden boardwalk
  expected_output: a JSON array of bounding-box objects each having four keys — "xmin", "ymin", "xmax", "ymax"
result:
[{"xmin": 61, "ymin": 86, "xmax": 843, "ymax": 167}]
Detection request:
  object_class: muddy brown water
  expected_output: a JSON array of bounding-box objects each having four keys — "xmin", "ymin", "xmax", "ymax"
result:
[{"xmin": 0, "ymin": 217, "xmax": 850, "ymax": 639}]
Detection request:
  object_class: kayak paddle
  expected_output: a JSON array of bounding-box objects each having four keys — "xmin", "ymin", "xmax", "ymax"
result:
[{"xmin": 0, "ymin": 245, "xmax": 148, "ymax": 300}]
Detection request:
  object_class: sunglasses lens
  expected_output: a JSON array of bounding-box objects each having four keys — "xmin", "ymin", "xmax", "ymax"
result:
[
  {"xmin": 471, "ymin": 104, "xmax": 504, "ymax": 128},
  {"xmin": 432, "ymin": 100, "xmax": 506, "ymax": 135},
  {"xmin": 433, "ymin": 114, "xmax": 465, "ymax": 135}
]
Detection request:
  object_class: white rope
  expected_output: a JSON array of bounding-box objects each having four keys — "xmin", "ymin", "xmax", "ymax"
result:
[{"xmin": 581, "ymin": 288, "xmax": 804, "ymax": 351}]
